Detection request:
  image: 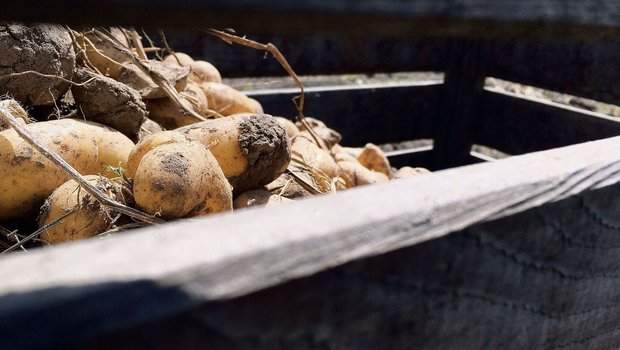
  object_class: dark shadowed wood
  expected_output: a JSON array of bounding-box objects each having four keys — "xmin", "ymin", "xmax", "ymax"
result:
[
  {"xmin": 0, "ymin": 137, "xmax": 619, "ymax": 349},
  {"xmin": 85, "ymin": 183, "xmax": 620, "ymax": 349},
  {"xmin": 4, "ymin": 1, "xmax": 620, "ymax": 38},
  {"xmin": 385, "ymin": 146, "xmax": 433, "ymax": 169},
  {"xmin": 488, "ymin": 39, "xmax": 620, "ymax": 106},
  {"xmin": 476, "ymin": 89, "xmax": 620, "ymax": 155},
  {"xmin": 432, "ymin": 40, "xmax": 488, "ymax": 169},
  {"xmin": 167, "ymin": 33, "xmax": 448, "ymax": 77},
  {"xmin": 246, "ymin": 83, "xmax": 440, "ymax": 146}
]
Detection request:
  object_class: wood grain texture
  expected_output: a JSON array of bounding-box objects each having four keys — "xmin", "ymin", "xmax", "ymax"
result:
[
  {"xmin": 476, "ymin": 89, "xmax": 620, "ymax": 155},
  {"xmin": 1, "ymin": 136, "xmax": 620, "ymax": 349},
  {"xmin": 247, "ymin": 82, "xmax": 440, "ymax": 146},
  {"xmin": 85, "ymin": 183, "xmax": 620, "ymax": 349},
  {"xmin": 4, "ymin": 1, "xmax": 620, "ymax": 38}
]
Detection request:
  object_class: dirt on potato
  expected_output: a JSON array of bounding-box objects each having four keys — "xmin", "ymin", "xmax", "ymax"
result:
[
  {"xmin": 0, "ymin": 23, "xmax": 75, "ymax": 106},
  {"xmin": 232, "ymin": 114, "xmax": 291, "ymax": 194},
  {"xmin": 72, "ymin": 67, "xmax": 147, "ymax": 138}
]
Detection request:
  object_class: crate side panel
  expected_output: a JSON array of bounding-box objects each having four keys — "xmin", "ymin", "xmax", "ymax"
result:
[{"xmin": 85, "ymin": 184, "xmax": 620, "ymax": 349}]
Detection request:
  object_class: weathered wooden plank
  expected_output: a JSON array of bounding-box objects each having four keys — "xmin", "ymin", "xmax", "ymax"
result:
[
  {"xmin": 476, "ymin": 89, "xmax": 620, "ymax": 155},
  {"xmin": 1, "ymin": 136, "xmax": 620, "ymax": 349},
  {"xmin": 488, "ymin": 39, "xmax": 620, "ymax": 106},
  {"xmin": 4, "ymin": 1, "xmax": 620, "ymax": 38},
  {"xmin": 432, "ymin": 39, "xmax": 489, "ymax": 169},
  {"xmin": 84, "ymin": 183, "xmax": 620, "ymax": 349},
  {"xmin": 246, "ymin": 82, "xmax": 440, "ymax": 146}
]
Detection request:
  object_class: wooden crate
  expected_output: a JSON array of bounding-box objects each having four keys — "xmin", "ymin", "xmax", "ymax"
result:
[{"xmin": 1, "ymin": 1, "xmax": 620, "ymax": 349}]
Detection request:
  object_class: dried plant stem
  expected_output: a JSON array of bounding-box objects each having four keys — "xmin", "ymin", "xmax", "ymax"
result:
[
  {"xmin": 205, "ymin": 29, "xmax": 328, "ymax": 150},
  {"xmin": 0, "ymin": 209, "xmax": 77, "ymax": 254},
  {"xmin": 91, "ymin": 28, "xmax": 207, "ymax": 123},
  {"xmin": 129, "ymin": 28, "xmax": 148, "ymax": 60},
  {"xmin": 0, "ymin": 106, "xmax": 163, "ymax": 226}
]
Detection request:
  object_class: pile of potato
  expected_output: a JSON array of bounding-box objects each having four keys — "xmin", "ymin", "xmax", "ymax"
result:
[{"xmin": 0, "ymin": 24, "xmax": 428, "ymax": 247}]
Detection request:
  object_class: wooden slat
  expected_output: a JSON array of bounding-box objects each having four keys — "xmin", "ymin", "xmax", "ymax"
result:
[
  {"xmin": 488, "ymin": 39, "xmax": 620, "ymax": 106},
  {"xmin": 167, "ymin": 34, "xmax": 447, "ymax": 77},
  {"xmin": 246, "ymin": 83, "xmax": 441, "ymax": 146},
  {"xmin": 85, "ymin": 183, "xmax": 620, "ymax": 349},
  {"xmin": 432, "ymin": 39, "xmax": 489, "ymax": 169},
  {"xmin": 476, "ymin": 89, "xmax": 620, "ymax": 155},
  {"xmin": 3, "ymin": 1, "xmax": 620, "ymax": 38},
  {"xmin": 1, "ymin": 136, "xmax": 620, "ymax": 349},
  {"xmin": 385, "ymin": 146, "xmax": 433, "ymax": 169}
]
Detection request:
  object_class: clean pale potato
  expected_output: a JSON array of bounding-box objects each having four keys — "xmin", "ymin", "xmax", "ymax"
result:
[
  {"xmin": 0, "ymin": 119, "xmax": 133, "ymax": 220},
  {"xmin": 38, "ymin": 175, "xmax": 122, "ymax": 244}
]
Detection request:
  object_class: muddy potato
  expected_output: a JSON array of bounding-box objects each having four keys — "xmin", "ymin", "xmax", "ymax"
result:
[
  {"xmin": 177, "ymin": 113, "xmax": 290, "ymax": 194},
  {"xmin": 233, "ymin": 189, "xmax": 292, "ymax": 209},
  {"xmin": 118, "ymin": 60, "xmax": 190, "ymax": 99},
  {"xmin": 357, "ymin": 143, "xmax": 391, "ymax": 177},
  {"xmin": 126, "ymin": 131, "xmax": 190, "ymax": 178},
  {"xmin": 0, "ymin": 24, "xmax": 75, "ymax": 106},
  {"xmin": 145, "ymin": 96, "xmax": 200, "ymax": 130},
  {"xmin": 132, "ymin": 141, "xmax": 232, "ymax": 219},
  {"xmin": 200, "ymin": 82, "xmax": 256, "ymax": 116},
  {"xmin": 0, "ymin": 119, "xmax": 133, "ymax": 220},
  {"xmin": 38, "ymin": 175, "xmax": 122, "ymax": 244},
  {"xmin": 72, "ymin": 67, "xmax": 148, "ymax": 138}
]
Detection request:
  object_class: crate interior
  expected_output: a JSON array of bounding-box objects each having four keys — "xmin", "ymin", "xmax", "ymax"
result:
[{"xmin": 160, "ymin": 32, "xmax": 620, "ymax": 171}]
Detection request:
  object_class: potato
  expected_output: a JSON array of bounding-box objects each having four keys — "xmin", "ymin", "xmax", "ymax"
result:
[
  {"xmin": 177, "ymin": 113, "xmax": 291, "ymax": 194},
  {"xmin": 72, "ymin": 67, "xmax": 147, "ymax": 138},
  {"xmin": 118, "ymin": 60, "xmax": 190, "ymax": 99},
  {"xmin": 296, "ymin": 117, "xmax": 342, "ymax": 148},
  {"xmin": 126, "ymin": 131, "xmax": 190, "ymax": 178},
  {"xmin": 275, "ymin": 117, "xmax": 300, "ymax": 139},
  {"xmin": 265, "ymin": 173, "xmax": 312, "ymax": 199},
  {"xmin": 0, "ymin": 99, "xmax": 31, "ymax": 131},
  {"xmin": 357, "ymin": 143, "xmax": 391, "ymax": 177},
  {"xmin": 248, "ymin": 98, "xmax": 264, "ymax": 114},
  {"xmin": 132, "ymin": 141, "xmax": 232, "ymax": 219},
  {"xmin": 393, "ymin": 166, "xmax": 431, "ymax": 179},
  {"xmin": 0, "ymin": 24, "xmax": 75, "ymax": 106},
  {"xmin": 145, "ymin": 96, "xmax": 200, "ymax": 130},
  {"xmin": 199, "ymin": 82, "xmax": 256, "ymax": 116},
  {"xmin": 163, "ymin": 52, "xmax": 195, "ymax": 67},
  {"xmin": 188, "ymin": 60, "xmax": 222, "ymax": 84},
  {"xmin": 233, "ymin": 190, "xmax": 292, "ymax": 209},
  {"xmin": 137, "ymin": 118, "xmax": 164, "ymax": 142},
  {"xmin": 38, "ymin": 175, "xmax": 122, "ymax": 244},
  {"xmin": 182, "ymin": 83, "xmax": 210, "ymax": 116},
  {"xmin": 0, "ymin": 119, "xmax": 133, "ymax": 220},
  {"xmin": 338, "ymin": 160, "xmax": 389, "ymax": 188},
  {"xmin": 291, "ymin": 135, "xmax": 339, "ymax": 179}
]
